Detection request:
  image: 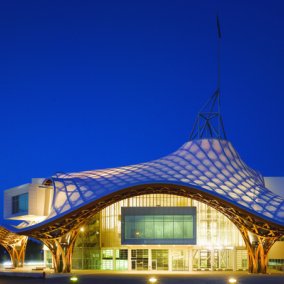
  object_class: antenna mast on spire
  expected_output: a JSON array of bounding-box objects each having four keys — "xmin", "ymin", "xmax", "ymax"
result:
[
  {"xmin": 216, "ymin": 15, "xmax": 221, "ymax": 91},
  {"xmin": 189, "ymin": 16, "xmax": 226, "ymax": 140}
]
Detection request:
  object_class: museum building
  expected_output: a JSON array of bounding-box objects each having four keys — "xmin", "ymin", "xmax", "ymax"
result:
[{"xmin": 1, "ymin": 91, "xmax": 284, "ymax": 273}]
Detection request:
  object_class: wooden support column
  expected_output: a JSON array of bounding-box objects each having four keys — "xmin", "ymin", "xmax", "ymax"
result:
[
  {"xmin": 42, "ymin": 229, "xmax": 79, "ymax": 273},
  {"xmin": 3, "ymin": 236, "xmax": 28, "ymax": 268},
  {"xmin": 238, "ymin": 226, "xmax": 278, "ymax": 274}
]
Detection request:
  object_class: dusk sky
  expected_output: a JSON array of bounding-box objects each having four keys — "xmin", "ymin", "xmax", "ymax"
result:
[{"xmin": 0, "ymin": 0, "xmax": 284, "ymax": 209}]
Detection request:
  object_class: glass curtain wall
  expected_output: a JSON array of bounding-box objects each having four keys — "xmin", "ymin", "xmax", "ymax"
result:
[
  {"xmin": 100, "ymin": 194, "xmax": 244, "ymax": 248},
  {"xmin": 68, "ymin": 194, "xmax": 246, "ymax": 271}
]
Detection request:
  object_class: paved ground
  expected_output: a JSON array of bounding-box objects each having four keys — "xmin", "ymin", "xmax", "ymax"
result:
[{"xmin": 0, "ymin": 272, "xmax": 283, "ymax": 284}]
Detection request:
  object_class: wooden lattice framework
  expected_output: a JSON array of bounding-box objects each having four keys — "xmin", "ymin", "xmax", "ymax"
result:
[
  {"xmin": 17, "ymin": 184, "xmax": 284, "ymax": 273},
  {"xmin": 0, "ymin": 226, "xmax": 28, "ymax": 267},
  {"xmin": 41, "ymin": 229, "xmax": 79, "ymax": 273}
]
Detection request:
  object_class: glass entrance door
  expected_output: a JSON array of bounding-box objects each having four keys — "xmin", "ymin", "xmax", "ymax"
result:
[
  {"xmin": 200, "ymin": 250, "xmax": 211, "ymax": 269},
  {"xmin": 213, "ymin": 249, "xmax": 233, "ymax": 270},
  {"xmin": 192, "ymin": 249, "xmax": 211, "ymax": 270},
  {"xmin": 172, "ymin": 250, "xmax": 189, "ymax": 271},
  {"xmin": 236, "ymin": 250, "xmax": 248, "ymax": 270},
  {"xmin": 131, "ymin": 249, "xmax": 148, "ymax": 270},
  {"xmin": 151, "ymin": 250, "xmax": 169, "ymax": 271},
  {"xmin": 131, "ymin": 260, "xmax": 136, "ymax": 270}
]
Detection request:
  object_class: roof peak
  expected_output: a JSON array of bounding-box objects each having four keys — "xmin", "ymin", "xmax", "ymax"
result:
[{"xmin": 189, "ymin": 88, "xmax": 227, "ymax": 140}]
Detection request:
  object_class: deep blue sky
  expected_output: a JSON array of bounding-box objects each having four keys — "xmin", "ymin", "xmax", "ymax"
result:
[{"xmin": 0, "ymin": 0, "xmax": 283, "ymax": 198}]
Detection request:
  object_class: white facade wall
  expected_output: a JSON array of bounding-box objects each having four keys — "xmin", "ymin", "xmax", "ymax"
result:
[
  {"xmin": 4, "ymin": 183, "xmax": 29, "ymax": 219},
  {"xmin": 4, "ymin": 179, "xmax": 53, "ymax": 221}
]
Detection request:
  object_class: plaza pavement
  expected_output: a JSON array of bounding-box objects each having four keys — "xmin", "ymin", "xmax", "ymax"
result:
[{"xmin": 0, "ymin": 268, "xmax": 283, "ymax": 284}]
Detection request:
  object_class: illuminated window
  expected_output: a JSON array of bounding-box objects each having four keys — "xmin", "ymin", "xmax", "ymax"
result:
[
  {"xmin": 121, "ymin": 207, "xmax": 196, "ymax": 244},
  {"xmin": 12, "ymin": 193, "xmax": 28, "ymax": 214}
]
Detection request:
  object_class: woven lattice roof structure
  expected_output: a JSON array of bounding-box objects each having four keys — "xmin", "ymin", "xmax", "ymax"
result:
[
  {"xmin": 49, "ymin": 139, "xmax": 282, "ymax": 223},
  {"xmin": 2, "ymin": 91, "xmax": 283, "ymax": 240},
  {"xmin": 6, "ymin": 138, "xmax": 282, "ymax": 240}
]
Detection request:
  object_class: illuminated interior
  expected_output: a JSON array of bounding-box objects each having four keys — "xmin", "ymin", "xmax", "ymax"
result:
[{"xmin": 45, "ymin": 194, "xmax": 248, "ymax": 271}]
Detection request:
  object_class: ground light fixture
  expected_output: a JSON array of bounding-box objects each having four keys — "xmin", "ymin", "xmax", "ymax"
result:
[
  {"xmin": 70, "ymin": 276, "xmax": 79, "ymax": 282},
  {"xmin": 148, "ymin": 276, "xmax": 158, "ymax": 283},
  {"xmin": 228, "ymin": 277, "xmax": 237, "ymax": 283}
]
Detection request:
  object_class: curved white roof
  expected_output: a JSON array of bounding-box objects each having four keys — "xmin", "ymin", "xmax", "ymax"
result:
[{"xmin": 14, "ymin": 138, "xmax": 283, "ymax": 232}]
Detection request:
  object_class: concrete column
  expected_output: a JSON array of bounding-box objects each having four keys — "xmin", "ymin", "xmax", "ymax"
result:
[
  {"xmin": 232, "ymin": 248, "xmax": 237, "ymax": 271},
  {"xmin": 128, "ymin": 248, "xmax": 131, "ymax": 271},
  {"xmin": 113, "ymin": 249, "xmax": 116, "ymax": 271},
  {"xmin": 168, "ymin": 249, "xmax": 172, "ymax": 272},
  {"xmin": 148, "ymin": 249, "xmax": 152, "ymax": 271},
  {"xmin": 210, "ymin": 249, "xmax": 214, "ymax": 271},
  {"xmin": 188, "ymin": 248, "xmax": 193, "ymax": 272}
]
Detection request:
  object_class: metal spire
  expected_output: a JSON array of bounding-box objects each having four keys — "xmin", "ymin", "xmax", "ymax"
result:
[
  {"xmin": 189, "ymin": 16, "xmax": 226, "ymax": 140},
  {"xmin": 216, "ymin": 15, "xmax": 221, "ymax": 91},
  {"xmin": 189, "ymin": 89, "xmax": 226, "ymax": 140}
]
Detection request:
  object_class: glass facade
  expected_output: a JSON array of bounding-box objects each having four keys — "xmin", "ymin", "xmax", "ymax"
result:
[
  {"xmin": 268, "ymin": 259, "xmax": 284, "ymax": 271},
  {"xmin": 12, "ymin": 193, "xmax": 28, "ymax": 214},
  {"xmin": 172, "ymin": 249, "xmax": 189, "ymax": 271},
  {"xmin": 46, "ymin": 194, "xmax": 248, "ymax": 271},
  {"xmin": 152, "ymin": 249, "xmax": 169, "ymax": 270},
  {"xmin": 131, "ymin": 249, "xmax": 148, "ymax": 270},
  {"xmin": 72, "ymin": 217, "xmax": 101, "ymax": 270},
  {"xmin": 122, "ymin": 207, "xmax": 196, "ymax": 244}
]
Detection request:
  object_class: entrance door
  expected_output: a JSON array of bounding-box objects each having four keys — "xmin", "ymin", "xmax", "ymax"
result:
[
  {"xmin": 131, "ymin": 249, "xmax": 149, "ymax": 271},
  {"xmin": 200, "ymin": 250, "xmax": 211, "ymax": 270},
  {"xmin": 172, "ymin": 250, "xmax": 188, "ymax": 271},
  {"xmin": 151, "ymin": 249, "xmax": 169, "ymax": 271},
  {"xmin": 152, "ymin": 259, "xmax": 157, "ymax": 270},
  {"xmin": 131, "ymin": 260, "xmax": 137, "ymax": 270},
  {"xmin": 236, "ymin": 250, "xmax": 248, "ymax": 270}
]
